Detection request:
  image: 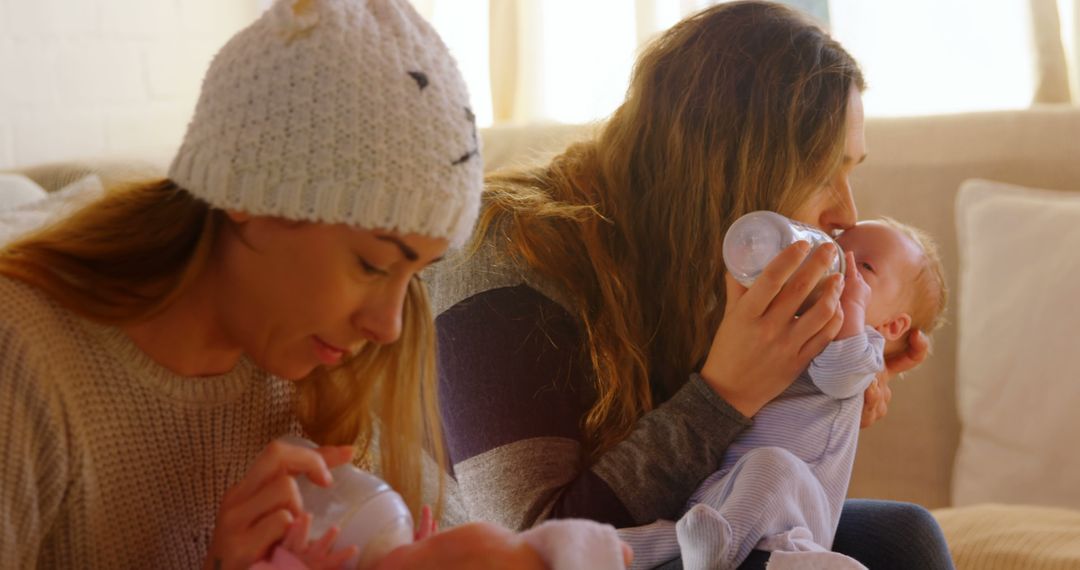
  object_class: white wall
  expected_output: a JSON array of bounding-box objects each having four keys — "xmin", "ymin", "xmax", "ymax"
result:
[{"xmin": 0, "ymin": 0, "xmax": 260, "ymax": 169}]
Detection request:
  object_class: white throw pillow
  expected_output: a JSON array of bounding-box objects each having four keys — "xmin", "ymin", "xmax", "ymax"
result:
[
  {"xmin": 953, "ymin": 179, "xmax": 1080, "ymax": 508},
  {"xmin": 0, "ymin": 173, "xmax": 48, "ymax": 211},
  {"xmin": 0, "ymin": 174, "xmax": 104, "ymax": 246}
]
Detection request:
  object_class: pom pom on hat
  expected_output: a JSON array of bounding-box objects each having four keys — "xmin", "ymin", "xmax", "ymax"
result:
[{"xmin": 169, "ymin": 0, "xmax": 483, "ymax": 247}]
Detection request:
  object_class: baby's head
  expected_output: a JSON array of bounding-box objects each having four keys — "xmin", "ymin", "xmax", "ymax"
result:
[{"xmin": 836, "ymin": 218, "xmax": 947, "ymax": 357}]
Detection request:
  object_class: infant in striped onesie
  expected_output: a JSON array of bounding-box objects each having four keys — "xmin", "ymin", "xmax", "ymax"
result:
[{"xmin": 621, "ymin": 218, "xmax": 946, "ymax": 570}]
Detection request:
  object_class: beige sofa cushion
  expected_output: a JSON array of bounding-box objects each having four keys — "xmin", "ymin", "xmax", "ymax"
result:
[{"xmin": 934, "ymin": 504, "xmax": 1080, "ymax": 569}]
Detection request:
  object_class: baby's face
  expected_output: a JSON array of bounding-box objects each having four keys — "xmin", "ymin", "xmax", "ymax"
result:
[{"xmin": 835, "ymin": 221, "xmax": 924, "ymax": 327}]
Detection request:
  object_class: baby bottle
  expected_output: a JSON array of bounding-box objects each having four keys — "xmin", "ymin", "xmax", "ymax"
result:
[
  {"xmin": 722, "ymin": 210, "xmax": 844, "ymax": 287},
  {"xmin": 282, "ymin": 435, "xmax": 414, "ymax": 570}
]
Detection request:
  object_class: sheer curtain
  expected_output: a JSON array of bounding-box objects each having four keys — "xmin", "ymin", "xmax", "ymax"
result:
[
  {"xmin": 1057, "ymin": 0, "xmax": 1080, "ymax": 101},
  {"xmin": 411, "ymin": 0, "xmax": 1080, "ymax": 126}
]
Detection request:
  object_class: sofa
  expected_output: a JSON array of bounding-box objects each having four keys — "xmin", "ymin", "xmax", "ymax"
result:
[{"xmin": 5, "ymin": 107, "xmax": 1080, "ymax": 568}]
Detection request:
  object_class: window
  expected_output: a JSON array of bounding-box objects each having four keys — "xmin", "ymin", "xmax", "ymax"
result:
[{"xmin": 415, "ymin": 0, "xmax": 1074, "ymax": 125}]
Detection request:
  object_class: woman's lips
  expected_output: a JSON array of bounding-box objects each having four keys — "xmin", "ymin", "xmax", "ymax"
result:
[{"xmin": 312, "ymin": 336, "xmax": 347, "ymax": 365}]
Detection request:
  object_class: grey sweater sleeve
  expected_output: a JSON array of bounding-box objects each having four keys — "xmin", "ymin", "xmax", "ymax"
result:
[{"xmin": 437, "ymin": 285, "xmax": 751, "ymax": 530}]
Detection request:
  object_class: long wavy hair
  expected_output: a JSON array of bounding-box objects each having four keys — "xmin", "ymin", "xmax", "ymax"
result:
[
  {"xmin": 479, "ymin": 1, "xmax": 866, "ymax": 459},
  {"xmin": 0, "ymin": 179, "xmax": 444, "ymax": 519}
]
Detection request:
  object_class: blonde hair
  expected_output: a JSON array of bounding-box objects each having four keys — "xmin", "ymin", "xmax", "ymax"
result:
[
  {"xmin": 479, "ymin": 1, "xmax": 865, "ymax": 459},
  {"xmin": 876, "ymin": 217, "xmax": 948, "ymax": 341},
  {"xmin": 0, "ymin": 180, "xmax": 444, "ymax": 519}
]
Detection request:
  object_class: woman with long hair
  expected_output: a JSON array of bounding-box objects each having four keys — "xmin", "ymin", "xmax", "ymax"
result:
[
  {"xmin": 432, "ymin": 2, "xmax": 951, "ymax": 568},
  {"xmin": 0, "ymin": 0, "xmax": 554, "ymax": 568}
]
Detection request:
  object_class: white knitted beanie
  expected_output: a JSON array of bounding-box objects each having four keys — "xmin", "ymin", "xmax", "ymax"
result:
[{"xmin": 169, "ymin": 0, "xmax": 482, "ymax": 247}]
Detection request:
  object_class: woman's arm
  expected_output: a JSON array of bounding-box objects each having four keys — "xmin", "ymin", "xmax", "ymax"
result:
[
  {"xmin": 0, "ymin": 324, "xmax": 69, "ymax": 569},
  {"xmin": 437, "ymin": 285, "xmax": 751, "ymax": 531}
]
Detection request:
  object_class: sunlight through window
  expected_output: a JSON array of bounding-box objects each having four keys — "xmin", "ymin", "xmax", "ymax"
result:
[
  {"xmin": 413, "ymin": 0, "xmax": 493, "ymax": 126},
  {"xmin": 412, "ymin": 0, "xmax": 1048, "ymax": 124},
  {"xmin": 829, "ymin": 0, "xmax": 1036, "ymax": 116}
]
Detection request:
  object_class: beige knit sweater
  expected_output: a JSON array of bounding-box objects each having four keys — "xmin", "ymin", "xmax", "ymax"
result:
[{"xmin": 0, "ymin": 275, "xmax": 464, "ymax": 568}]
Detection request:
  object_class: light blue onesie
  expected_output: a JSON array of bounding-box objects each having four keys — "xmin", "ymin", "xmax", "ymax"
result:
[{"xmin": 620, "ymin": 327, "xmax": 885, "ymax": 570}]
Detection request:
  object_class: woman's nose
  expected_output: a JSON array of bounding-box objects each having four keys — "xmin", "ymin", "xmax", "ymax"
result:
[
  {"xmin": 353, "ymin": 282, "xmax": 406, "ymax": 345},
  {"xmin": 819, "ymin": 181, "xmax": 858, "ymax": 233}
]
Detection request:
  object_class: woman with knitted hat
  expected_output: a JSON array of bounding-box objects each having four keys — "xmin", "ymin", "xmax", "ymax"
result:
[
  {"xmin": 0, "ymin": 0, "xmax": 569, "ymax": 568},
  {"xmin": 430, "ymin": 2, "xmax": 953, "ymax": 569}
]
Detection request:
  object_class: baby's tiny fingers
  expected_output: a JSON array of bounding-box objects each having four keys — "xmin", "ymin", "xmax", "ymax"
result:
[
  {"xmin": 312, "ymin": 525, "xmax": 341, "ymax": 553},
  {"xmin": 416, "ymin": 505, "xmax": 436, "ymax": 540},
  {"xmin": 324, "ymin": 545, "xmax": 359, "ymax": 569},
  {"xmin": 284, "ymin": 512, "xmax": 311, "ymax": 552}
]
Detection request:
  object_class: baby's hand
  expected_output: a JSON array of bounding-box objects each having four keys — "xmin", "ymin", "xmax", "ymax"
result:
[
  {"xmin": 840, "ymin": 252, "xmax": 870, "ymax": 310},
  {"xmin": 280, "ymin": 513, "xmax": 358, "ymax": 570},
  {"xmin": 837, "ymin": 251, "xmax": 870, "ymax": 338},
  {"xmin": 414, "ymin": 505, "xmax": 438, "ymax": 541}
]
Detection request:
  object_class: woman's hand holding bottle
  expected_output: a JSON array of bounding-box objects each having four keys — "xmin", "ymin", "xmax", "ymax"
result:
[
  {"xmin": 701, "ymin": 241, "xmax": 845, "ymax": 417},
  {"xmin": 203, "ymin": 440, "xmax": 354, "ymax": 570}
]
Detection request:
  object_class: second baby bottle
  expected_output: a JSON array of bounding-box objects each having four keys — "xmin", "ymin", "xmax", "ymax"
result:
[{"xmin": 281, "ymin": 435, "xmax": 414, "ymax": 570}]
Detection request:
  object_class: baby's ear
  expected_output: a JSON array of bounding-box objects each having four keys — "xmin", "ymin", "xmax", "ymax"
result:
[{"xmin": 877, "ymin": 313, "xmax": 912, "ymax": 342}]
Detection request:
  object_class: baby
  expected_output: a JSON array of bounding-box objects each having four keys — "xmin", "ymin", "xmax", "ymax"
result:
[
  {"xmin": 250, "ymin": 467, "xmax": 634, "ymax": 570},
  {"xmin": 621, "ymin": 218, "xmax": 947, "ymax": 570}
]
